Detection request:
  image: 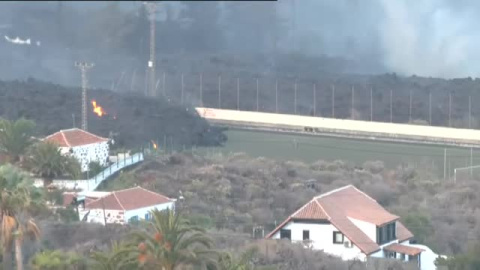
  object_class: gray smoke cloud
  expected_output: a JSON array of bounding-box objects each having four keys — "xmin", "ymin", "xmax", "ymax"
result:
[
  {"xmin": 378, "ymin": 0, "xmax": 480, "ymax": 78},
  {"xmin": 291, "ymin": 0, "xmax": 480, "ymax": 78},
  {"xmin": 0, "ymin": 0, "xmax": 479, "ymax": 85}
]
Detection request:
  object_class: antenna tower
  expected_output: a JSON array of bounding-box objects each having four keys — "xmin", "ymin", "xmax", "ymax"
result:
[
  {"xmin": 74, "ymin": 62, "xmax": 95, "ymax": 131},
  {"xmin": 144, "ymin": 2, "xmax": 157, "ymax": 97}
]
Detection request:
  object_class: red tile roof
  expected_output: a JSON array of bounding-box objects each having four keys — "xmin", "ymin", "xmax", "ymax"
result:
[
  {"xmin": 44, "ymin": 128, "xmax": 108, "ymax": 147},
  {"xmin": 85, "ymin": 187, "xmax": 174, "ymax": 211},
  {"xmin": 384, "ymin": 243, "xmax": 424, "ymax": 256},
  {"xmin": 266, "ymin": 185, "xmax": 414, "ymax": 255},
  {"xmin": 292, "ymin": 200, "xmax": 329, "ymax": 220},
  {"xmin": 397, "ymin": 222, "xmax": 414, "ymax": 242}
]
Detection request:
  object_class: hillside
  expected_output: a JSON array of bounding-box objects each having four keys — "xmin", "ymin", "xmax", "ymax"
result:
[
  {"xmin": 101, "ymin": 152, "xmax": 480, "ymax": 257},
  {"xmin": 0, "ymin": 78, "xmax": 227, "ymax": 148}
]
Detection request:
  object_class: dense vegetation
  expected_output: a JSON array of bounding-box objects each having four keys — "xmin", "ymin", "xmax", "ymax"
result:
[
  {"xmin": 0, "ymin": 114, "xmax": 478, "ymax": 269},
  {"xmin": 0, "ymin": 79, "xmax": 226, "ymax": 149},
  {"xmin": 101, "ymin": 152, "xmax": 480, "ymax": 258}
]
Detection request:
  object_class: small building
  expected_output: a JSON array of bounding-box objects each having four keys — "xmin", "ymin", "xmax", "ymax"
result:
[
  {"xmin": 44, "ymin": 128, "xmax": 109, "ymax": 172},
  {"xmin": 77, "ymin": 187, "xmax": 175, "ymax": 225},
  {"xmin": 266, "ymin": 185, "xmax": 434, "ymax": 270}
]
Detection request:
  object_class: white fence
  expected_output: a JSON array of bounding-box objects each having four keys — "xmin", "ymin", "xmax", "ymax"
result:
[{"xmin": 38, "ymin": 152, "xmax": 144, "ymax": 192}]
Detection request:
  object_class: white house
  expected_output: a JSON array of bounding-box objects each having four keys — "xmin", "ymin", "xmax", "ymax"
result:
[
  {"xmin": 266, "ymin": 185, "xmax": 436, "ymax": 270},
  {"xmin": 44, "ymin": 128, "xmax": 110, "ymax": 172},
  {"xmin": 76, "ymin": 186, "xmax": 175, "ymax": 225}
]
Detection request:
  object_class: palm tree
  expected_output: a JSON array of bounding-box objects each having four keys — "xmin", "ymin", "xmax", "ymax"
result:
[
  {"xmin": 26, "ymin": 141, "xmax": 81, "ymax": 187},
  {"xmin": 89, "ymin": 241, "xmax": 138, "ymax": 270},
  {"xmin": 0, "ymin": 164, "xmax": 44, "ymax": 270},
  {"xmin": 130, "ymin": 208, "xmax": 218, "ymax": 270},
  {"xmin": 13, "ymin": 215, "xmax": 41, "ymax": 270},
  {"xmin": 0, "ymin": 118, "xmax": 35, "ymax": 163}
]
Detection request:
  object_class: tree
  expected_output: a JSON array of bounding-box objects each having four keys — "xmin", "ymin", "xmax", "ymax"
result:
[
  {"xmin": 214, "ymin": 248, "xmax": 258, "ymax": 270},
  {"xmin": 436, "ymin": 244, "xmax": 480, "ymax": 269},
  {"xmin": 25, "ymin": 142, "xmax": 81, "ymax": 187},
  {"xmin": 13, "ymin": 216, "xmax": 41, "ymax": 270},
  {"xmin": 0, "ymin": 164, "xmax": 44, "ymax": 270},
  {"xmin": 130, "ymin": 208, "xmax": 218, "ymax": 270},
  {"xmin": 89, "ymin": 241, "xmax": 138, "ymax": 270},
  {"xmin": 30, "ymin": 249, "xmax": 87, "ymax": 270},
  {"xmin": 88, "ymin": 161, "xmax": 104, "ymax": 177},
  {"xmin": 0, "ymin": 118, "xmax": 35, "ymax": 163}
]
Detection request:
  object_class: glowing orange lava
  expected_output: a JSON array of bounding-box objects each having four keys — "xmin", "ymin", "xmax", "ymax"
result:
[{"xmin": 151, "ymin": 140, "xmax": 157, "ymax": 149}]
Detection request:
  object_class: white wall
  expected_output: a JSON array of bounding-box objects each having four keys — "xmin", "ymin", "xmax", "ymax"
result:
[
  {"xmin": 271, "ymin": 220, "xmax": 366, "ymax": 261},
  {"xmin": 81, "ymin": 208, "xmax": 125, "ymax": 225},
  {"xmin": 196, "ymin": 107, "xmax": 480, "ymax": 146},
  {"xmin": 69, "ymin": 141, "xmax": 109, "ymax": 172},
  {"xmin": 124, "ymin": 202, "xmax": 175, "ymax": 223},
  {"xmin": 349, "ymin": 217, "xmax": 377, "ymax": 243}
]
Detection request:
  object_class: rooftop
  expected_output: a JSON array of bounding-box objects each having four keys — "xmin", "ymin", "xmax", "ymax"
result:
[
  {"xmin": 266, "ymin": 185, "xmax": 414, "ymax": 255},
  {"xmin": 44, "ymin": 128, "xmax": 109, "ymax": 148},
  {"xmin": 85, "ymin": 186, "xmax": 175, "ymax": 211}
]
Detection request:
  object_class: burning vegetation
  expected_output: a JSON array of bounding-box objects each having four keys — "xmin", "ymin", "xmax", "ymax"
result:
[{"xmin": 91, "ymin": 100, "xmax": 106, "ymax": 117}]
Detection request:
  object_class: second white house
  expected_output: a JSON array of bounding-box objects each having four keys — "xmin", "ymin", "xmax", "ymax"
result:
[{"xmin": 44, "ymin": 128, "xmax": 110, "ymax": 172}]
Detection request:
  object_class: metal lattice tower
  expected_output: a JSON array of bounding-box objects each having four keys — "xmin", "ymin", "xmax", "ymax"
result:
[
  {"xmin": 144, "ymin": 2, "xmax": 157, "ymax": 97},
  {"xmin": 74, "ymin": 62, "xmax": 95, "ymax": 131}
]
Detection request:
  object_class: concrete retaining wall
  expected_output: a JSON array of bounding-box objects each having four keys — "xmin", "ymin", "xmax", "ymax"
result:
[{"xmin": 196, "ymin": 107, "xmax": 480, "ymax": 148}]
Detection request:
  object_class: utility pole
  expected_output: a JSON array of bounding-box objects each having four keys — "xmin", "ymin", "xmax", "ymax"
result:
[
  {"xmin": 370, "ymin": 87, "xmax": 373, "ymax": 121},
  {"xmin": 74, "ymin": 61, "xmax": 94, "ymax": 131},
  {"xmin": 429, "ymin": 91, "xmax": 432, "ymax": 125},
  {"xmin": 331, "ymin": 84, "xmax": 335, "ymax": 118},
  {"xmin": 144, "ymin": 2, "xmax": 157, "ymax": 97},
  {"xmin": 390, "ymin": 89, "xmax": 393, "ymax": 123},
  {"xmin": 409, "ymin": 89, "xmax": 412, "ymax": 123},
  {"xmin": 237, "ymin": 78, "xmax": 240, "ymax": 110},
  {"xmin": 313, "ymin": 83, "xmax": 316, "ymax": 116},
  {"xmin": 294, "ymin": 79, "xmax": 297, "ymax": 114},
  {"xmin": 275, "ymin": 79, "xmax": 278, "ymax": 113},
  {"xmin": 444, "ymin": 148, "xmax": 447, "ymax": 181}
]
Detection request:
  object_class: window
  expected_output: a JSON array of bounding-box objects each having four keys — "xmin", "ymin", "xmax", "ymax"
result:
[
  {"xmin": 145, "ymin": 213, "xmax": 151, "ymax": 220},
  {"xmin": 303, "ymin": 230, "xmax": 310, "ymax": 241},
  {"xmin": 377, "ymin": 222, "xmax": 396, "ymax": 244},
  {"xmin": 128, "ymin": 216, "xmax": 139, "ymax": 224},
  {"xmin": 333, "ymin": 231, "xmax": 344, "ymax": 244},
  {"xmin": 280, "ymin": 229, "xmax": 291, "ymax": 240},
  {"xmin": 386, "ymin": 251, "xmax": 396, "ymax": 259}
]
